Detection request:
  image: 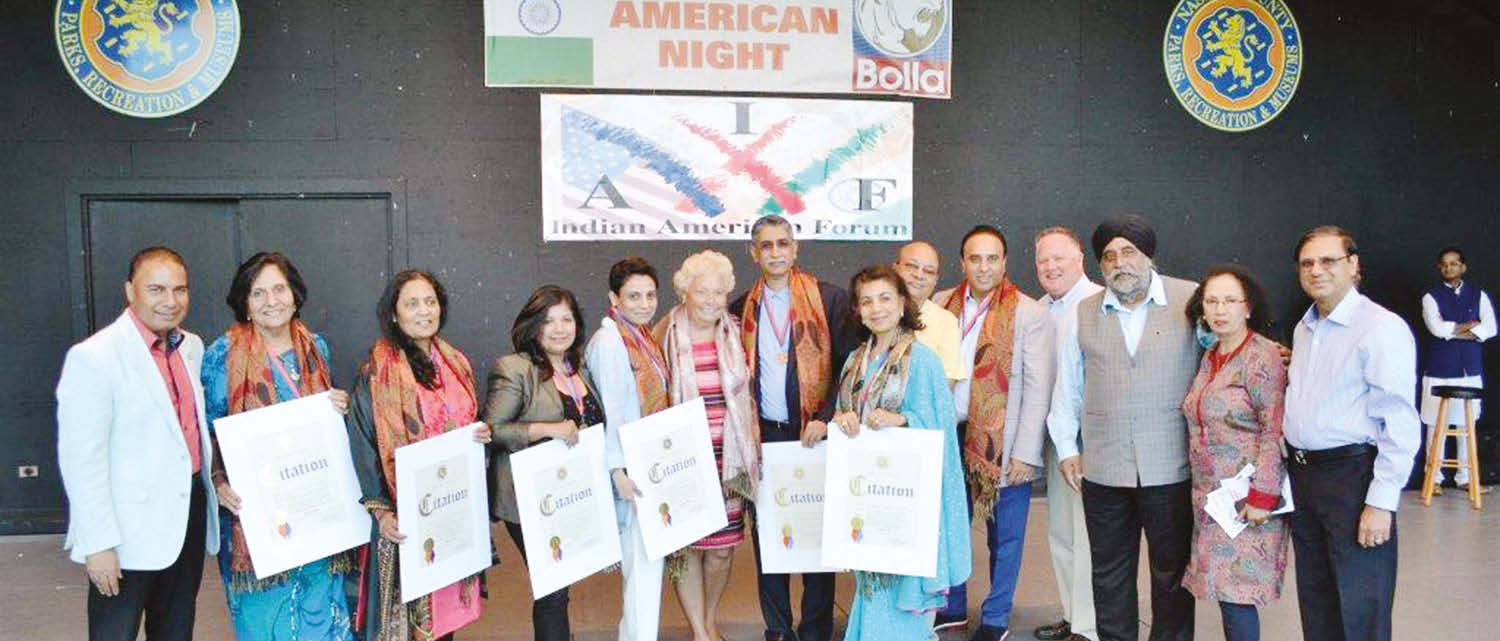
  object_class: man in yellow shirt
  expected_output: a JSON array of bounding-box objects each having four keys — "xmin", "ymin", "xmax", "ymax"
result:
[{"xmin": 894, "ymin": 240, "xmax": 966, "ymax": 385}]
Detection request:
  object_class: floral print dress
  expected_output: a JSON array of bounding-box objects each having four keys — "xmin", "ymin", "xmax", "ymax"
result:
[{"xmin": 1179, "ymin": 332, "xmax": 1291, "ymax": 606}]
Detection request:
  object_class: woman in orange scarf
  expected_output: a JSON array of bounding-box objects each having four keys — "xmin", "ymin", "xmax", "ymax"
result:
[
  {"xmin": 346, "ymin": 270, "xmax": 493, "ymax": 641},
  {"xmin": 202, "ymin": 252, "xmax": 355, "ymax": 641}
]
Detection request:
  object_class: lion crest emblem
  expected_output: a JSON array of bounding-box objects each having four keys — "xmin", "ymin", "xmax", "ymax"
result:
[{"xmin": 93, "ymin": 0, "xmax": 202, "ymax": 81}]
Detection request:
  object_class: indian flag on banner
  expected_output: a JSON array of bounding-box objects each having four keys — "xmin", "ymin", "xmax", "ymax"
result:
[
  {"xmin": 484, "ymin": 1, "xmax": 951, "ymax": 98},
  {"xmin": 485, "ymin": 0, "xmax": 595, "ymax": 85}
]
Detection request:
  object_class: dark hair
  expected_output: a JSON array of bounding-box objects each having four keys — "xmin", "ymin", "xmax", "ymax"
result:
[
  {"xmin": 225, "ymin": 252, "xmax": 308, "ymax": 324},
  {"xmin": 1437, "ymin": 246, "xmax": 1466, "ymax": 264},
  {"xmin": 510, "ymin": 285, "xmax": 586, "ymax": 381},
  {"xmin": 377, "ymin": 269, "xmax": 449, "ymax": 389},
  {"xmin": 959, "ymin": 224, "xmax": 1008, "ymax": 259},
  {"xmin": 1185, "ymin": 264, "xmax": 1274, "ymax": 336},
  {"xmin": 609, "ymin": 257, "xmax": 658, "ymax": 294},
  {"xmin": 848, "ymin": 265, "xmax": 925, "ymax": 342},
  {"xmin": 1294, "ymin": 225, "xmax": 1358, "ymax": 261},
  {"xmin": 126, "ymin": 246, "xmax": 187, "ymax": 282}
]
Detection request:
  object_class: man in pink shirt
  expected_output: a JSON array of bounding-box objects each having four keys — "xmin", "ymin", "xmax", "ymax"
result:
[{"xmin": 57, "ymin": 247, "xmax": 220, "ymax": 641}]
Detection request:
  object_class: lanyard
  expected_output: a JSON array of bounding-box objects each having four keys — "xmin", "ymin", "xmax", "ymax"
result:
[
  {"xmin": 961, "ymin": 288, "xmax": 996, "ymax": 338},
  {"xmin": 555, "ymin": 367, "xmax": 586, "ymax": 416},
  {"xmin": 267, "ymin": 351, "xmax": 302, "ymax": 399},
  {"xmin": 614, "ymin": 309, "xmax": 668, "ymax": 381},
  {"xmin": 763, "ymin": 295, "xmax": 793, "ymax": 352}
]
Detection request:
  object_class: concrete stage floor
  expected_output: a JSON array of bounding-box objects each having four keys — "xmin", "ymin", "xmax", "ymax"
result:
[{"xmin": 2, "ymin": 491, "xmax": 1493, "ymax": 640}]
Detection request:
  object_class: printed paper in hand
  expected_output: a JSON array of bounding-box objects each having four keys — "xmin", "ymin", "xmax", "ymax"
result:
[
  {"xmin": 1204, "ymin": 463, "xmax": 1295, "ymax": 539},
  {"xmin": 620, "ymin": 398, "xmax": 728, "ymax": 560},
  {"xmin": 820, "ymin": 425, "xmax": 942, "ymax": 577},
  {"xmin": 213, "ymin": 392, "xmax": 371, "ymax": 579},
  {"xmin": 756, "ymin": 442, "xmax": 837, "ymax": 574},
  {"xmin": 394, "ymin": 423, "xmax": 492, "ymax": 602},
  {"xmin": 511, "ymin": 425, "xmax": 623, "ymax": 598}
]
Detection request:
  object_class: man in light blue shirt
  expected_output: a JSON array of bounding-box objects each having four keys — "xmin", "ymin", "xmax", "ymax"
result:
[
  {"xmin": 729, "ymin": 215, "xmax": 853, "ymax": 641},
  {"xmin": 1284, "ymin": 226, "xmax": 1419, "ymax": 641},
  {"xmin": 1033, "ymin": 227, "xmax": 1103, "ymax": 641}
]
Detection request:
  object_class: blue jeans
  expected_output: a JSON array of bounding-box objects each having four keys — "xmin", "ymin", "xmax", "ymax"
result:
[
  {"xmin": 1219, "ymin": 602, "xmax": 1258, "ymax": 641},
  {"xmin": 940, "ymin": 483, "xmax": 1032, "ymax": 627}
]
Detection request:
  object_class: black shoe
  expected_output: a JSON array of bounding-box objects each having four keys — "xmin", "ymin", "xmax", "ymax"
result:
[
  {"xmin": 967, "ymin": 625, "xmax": 1008, "ymax": 641},
  {"xmin": 1034, "ymin": 620, "xmax": 1072, "ymax": 641},
  {"xmin": 933, "ymin": 612, "xmax": 968, "ymax": 632}
]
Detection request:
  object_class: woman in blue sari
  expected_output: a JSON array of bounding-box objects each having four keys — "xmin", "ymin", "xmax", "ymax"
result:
[
  {"xmin": 826, "ymin": 265, "xmax": 971, "ymax": 641},
  {"xmin": 201, "ymin": 252, "xmax": 355, "ymax": 641}
]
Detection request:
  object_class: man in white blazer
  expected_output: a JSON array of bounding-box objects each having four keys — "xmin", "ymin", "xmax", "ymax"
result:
[{"xmin": 57, "ymin": 247, "xmax": 220, "ymax": 641}]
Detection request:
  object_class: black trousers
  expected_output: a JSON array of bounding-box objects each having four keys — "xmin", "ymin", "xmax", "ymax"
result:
[
  {"xmin": 1081, "ymin": 479, "xmax": 1194, "ymax": 641},
  {"xmin": 1286, "ymin": 450, "xmax": 1396, "ymax": 641},
  {"xmin": 505, "ymin": 520, "xmax": 571, "ymax": 641},
  {"xmin": 87, "ymin": 479, "xmax": 208, "ymax": 641},
  {"xmin": 753, "ymin": 417, "xmax": 835, "ymax": 641},
  {"xmin": 749, "ymin": 506, "xmax": 835, "ymax": 641}
]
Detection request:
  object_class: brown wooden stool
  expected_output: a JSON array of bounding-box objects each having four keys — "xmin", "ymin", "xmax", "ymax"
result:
[{"xmin": 1421, "ymin": 385, "xmax": 1485, "ymax": 509}]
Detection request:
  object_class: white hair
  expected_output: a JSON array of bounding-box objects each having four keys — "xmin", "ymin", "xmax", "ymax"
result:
[{"xmin": 672, "ymin": 249, "xmax": 736, "ymax": 298}]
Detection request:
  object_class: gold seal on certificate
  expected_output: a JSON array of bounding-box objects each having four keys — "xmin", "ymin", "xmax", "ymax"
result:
[
  {"xmin": 511, "ymin": 425, "xmax": 622, "ymax": 599},
  {"xmin": 820, "ymin": 425, "xmax": 943, "ymax": 577},
  {"xmin": 756, "ymin": 442, "xmax": 837, "ymax": 574},
  {"xmin": 395, "ymin": 424, "xmax": 492, "ymax": 603},
  {"xmin": 621, "ymin": 398, "xmax": 728, "ymax": 560},
  {"xmin": 213, "ymin": 392, "xmax": 370, "ymax": 579}
]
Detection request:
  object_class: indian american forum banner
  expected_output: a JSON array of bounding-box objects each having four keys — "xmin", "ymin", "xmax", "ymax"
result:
[
  {"xmin": 540, "ymin": 93, "xmax": 913, "ymax": 242},
  {"xmin": 486, "ymin": 1, "xmax": 952, "ymax": 99}
]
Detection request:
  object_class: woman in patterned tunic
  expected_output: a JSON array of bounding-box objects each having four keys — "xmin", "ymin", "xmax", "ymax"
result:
[
  {"xmin": 1180, "ymin": 265, "xmax": 1290, "ymax": 641},
  {"xmin": 828, "ymin": 266, "xmax": 970, "ymax": 641},
  {"xmin": 201, "ymin": 252, "xmax": 356, "ymax": 641},
  {"xmin": 654, "ymin": 250, "xmax": 759, "ymax": 641}
]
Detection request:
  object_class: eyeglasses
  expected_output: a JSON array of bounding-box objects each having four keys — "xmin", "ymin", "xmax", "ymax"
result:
[
  {"xmin": 1202, "ymin": 297, "xmax": 1246, "ymax": 309},
  {"xmin": 1297, "ymin": 254, "xmax": 1351, "ymax": 271},
  {"xmin": 1100, "ymin": 246, "xmax": 1140, "ymax": 264},
  {"xmin": 899, "ymin": 261, "xmax": 938, "ymax": 278}
]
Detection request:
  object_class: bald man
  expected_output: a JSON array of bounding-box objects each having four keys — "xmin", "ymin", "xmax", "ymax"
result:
[{"xmin": 894, "ymin": 241, "xmax": 966, "ymax": 383}]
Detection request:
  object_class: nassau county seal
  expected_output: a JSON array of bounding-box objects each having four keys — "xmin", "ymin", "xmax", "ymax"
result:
[
  {"xmin": 55, "ymin": 0, "xmax": 241, "ymax": 118},
  {"xmin": 1163, "ymin": 0, "xmax": 1302, "ymax": 132}
]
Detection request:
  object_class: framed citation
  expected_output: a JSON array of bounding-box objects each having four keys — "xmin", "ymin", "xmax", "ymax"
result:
[
  {"xmin": 394, "ymin": 423, "xmax": 492, "ymax": 602},
  {"xmin": 213, "ymin": 392, "xmax": 370, "ymax": 579},
  {"xmin": 820, "ymin": 425, "xmax": 944, "ymax": 577},
  {"xmin": 510, "ymin": 425, "xmax": 622, "ymax": 599},
  {"xmin": 620, "ymin": 398, "xmax": 728, "ymax": 560},
  {"xmin": 756, "ymin": 442, "xmax": 838, "ymax": 574}
]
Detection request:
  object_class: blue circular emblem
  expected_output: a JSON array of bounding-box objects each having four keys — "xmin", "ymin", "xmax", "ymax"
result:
[
  {"xmin": 1163, "ymin": 0, "xmax": 1302, "ymax": 132},
  {"xmin": 518, "ymin": 0, "xmax": 562, "ymax": 36},
  {"xmin": 54, "ymin": 0, "xmax": 241, "ymax": 118}
]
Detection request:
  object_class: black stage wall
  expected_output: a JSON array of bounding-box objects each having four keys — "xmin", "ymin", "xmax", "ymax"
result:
[{"xmin": 2, "ymin": 1, "xmax": 1497, "ymax": 533}]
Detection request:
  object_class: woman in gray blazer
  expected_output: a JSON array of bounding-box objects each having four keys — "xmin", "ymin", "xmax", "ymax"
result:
[{"xmin": 484, "ymin": 285, "xmax": 604, "ymax": 641}]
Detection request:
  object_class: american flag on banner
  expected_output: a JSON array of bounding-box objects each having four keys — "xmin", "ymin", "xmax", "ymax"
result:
[{"xmin": 558, "ymin": 108, "xmax": 690, "ymax": 229}]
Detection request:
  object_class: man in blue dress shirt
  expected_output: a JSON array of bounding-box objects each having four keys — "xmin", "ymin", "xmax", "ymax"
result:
[{"xmin": 1284, "ymin": 226, "xmax": 1420, "ymax": 641}]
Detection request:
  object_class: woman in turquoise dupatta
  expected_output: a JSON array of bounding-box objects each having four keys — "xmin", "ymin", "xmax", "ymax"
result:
[
  {"xmin": 824, "ymin": 266, "xmax": 971, "ymax": 641},
  {"xmin": 201, "ymin": 252, "xmax": 355, "ymax": 641}
]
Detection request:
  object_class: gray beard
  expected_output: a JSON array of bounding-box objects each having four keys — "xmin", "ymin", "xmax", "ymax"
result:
[{"xmin": 1107, "ymin": 271, "xmax": 1149, "ymax": 303}]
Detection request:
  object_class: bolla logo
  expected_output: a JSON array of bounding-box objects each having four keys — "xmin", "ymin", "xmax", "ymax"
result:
[
  {"xmin": 851, "ymin": 0, "xmax": 951, "ymax": 98},
  {"xmin": 854, "ymin": 59, "xmax": 946, "ymax": 95}
]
